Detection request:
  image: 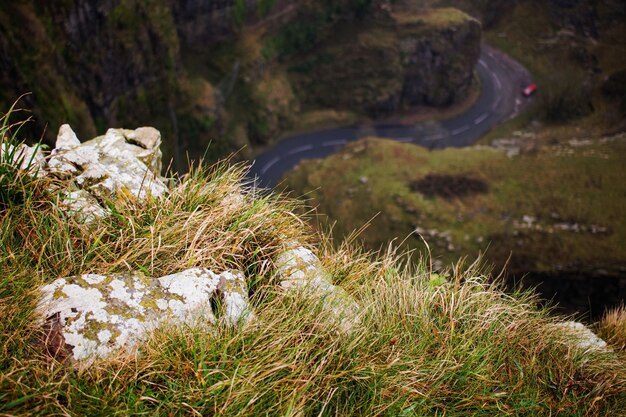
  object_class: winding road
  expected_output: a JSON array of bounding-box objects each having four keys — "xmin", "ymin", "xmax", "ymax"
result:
[{"xmin": 249, "ymin": 44, "xmax": 531, "ymax": 188}]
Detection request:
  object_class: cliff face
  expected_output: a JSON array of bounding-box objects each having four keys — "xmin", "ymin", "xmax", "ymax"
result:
[
  {"xmin": 290, "ymin": 8, "xmax": 481, "ymax": 115},
  {"xmin": 170, "ymin": 0, "xmax": 237, "ymax": 47},
  {"xmin": 0, "ymin": 1, "xmax": 180, "ymax": 143},
  {"xmin": 171, "ymin": 0, "xmax": 300, "ymax": 48},
  {"xmin": 399, "ymin": 9, "xmax": 481, "ymax": 107}
]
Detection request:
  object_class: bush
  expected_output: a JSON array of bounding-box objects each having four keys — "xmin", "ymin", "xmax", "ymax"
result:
[
  {"xmin": 535, "ymin": 75, "xmax": 594, "ymax": 122},
  {"xmin": 602, "ymin": 69, "xmax": 626, "ymax": 113}
]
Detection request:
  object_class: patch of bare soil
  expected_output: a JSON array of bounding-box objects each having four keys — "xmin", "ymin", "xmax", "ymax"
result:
[{"xmin": 410, "ymin": 174, "xmax": 489, "ymax": 199}]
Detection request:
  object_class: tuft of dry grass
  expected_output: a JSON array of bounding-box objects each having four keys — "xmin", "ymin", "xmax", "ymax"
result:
[{"xmin": 597, "ymin": 305, "xmax": 626, "ymax": 353}]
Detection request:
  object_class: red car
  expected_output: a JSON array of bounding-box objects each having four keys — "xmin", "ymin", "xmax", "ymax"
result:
[{"xmin": 523, "ymin": 83, "xmax": 537, "ymax": 97}]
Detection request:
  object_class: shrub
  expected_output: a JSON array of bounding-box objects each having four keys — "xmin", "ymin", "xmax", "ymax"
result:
[{"xmin": 535, "ymin": 75, "xmax": 594, "ymax": 122}]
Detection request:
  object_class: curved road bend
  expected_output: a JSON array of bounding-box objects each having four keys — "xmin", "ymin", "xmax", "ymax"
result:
[{"xmin": 248, "ymin": 44, "xmax": 531, "ymax": 188}]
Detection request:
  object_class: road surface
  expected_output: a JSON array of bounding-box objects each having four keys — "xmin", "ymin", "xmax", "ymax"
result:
[{"xmin": 248, "ymin": 44, "xmax": 531, "ymax": 188}]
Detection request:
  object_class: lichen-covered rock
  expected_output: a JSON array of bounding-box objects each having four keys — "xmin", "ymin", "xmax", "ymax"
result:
[
  {"xmin": 56, "ymin": 124, "xmax": 81, "ymax": 150},
  {"xmin": 37, "ymin": 268, "xmax": 253, "ymax": 364},
  {"xmin": 275, "ymin": 246, "xmax": 359, "ymax": 332},
  {"xmin": 1, "ymin": 142, "xmax": 45, "ymax": 173},
  {"xmin": 48, "ymin": 125, "xmax": 167, "ymax": 201},
  {"xmin": 60, "ymin": 190, "xmax": 110, "ymax": 222},
  {"xmin": 30, "ymin": 124, "xmax": 169, "ymax": 221}
]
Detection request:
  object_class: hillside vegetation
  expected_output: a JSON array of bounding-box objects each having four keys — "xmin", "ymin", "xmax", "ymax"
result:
[
  {"xmin": 1, "ymin": 113, "xmax": 626, "ymax": 415},
  {"xmin": 283, "ymin": 0, "xmax": 626, "ymax": 318},
  {"xmin": 284, "ymin": 135, "xmax": 626, "ymax": 278}
]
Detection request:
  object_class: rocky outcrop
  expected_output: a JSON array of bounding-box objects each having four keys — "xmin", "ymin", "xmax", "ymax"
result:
[
  {"xmin": 36, "ymin": 243, "xmax": 361, "ymax": 365},
  {"xmin": 292, "ymin": 8, "xmax": 481, "ymax": 115},
  {"xmin": 276, "ymin": 246, "xmax": 360, "ymax": 332},
  {"xmin": 438, "ymin": 0, "xmax": 514, "ymax": 28},
  {"xmin": 15, "ymin": 124, "xmax": 168, "ymax": 222},
  {"xmin": 23, "ymin": 125, "xmax": 359, "ymax": 365},
  {"xmin": 398, "ymin": 9, "xmax": 481, "ymax": 107}
]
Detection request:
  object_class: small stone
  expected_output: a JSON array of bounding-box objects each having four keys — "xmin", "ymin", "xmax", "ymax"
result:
[{"xmin": 126, "ymin": 127, "xmax": 161, "ymax": 150}]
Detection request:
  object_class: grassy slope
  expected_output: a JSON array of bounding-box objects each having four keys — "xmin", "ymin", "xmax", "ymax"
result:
[
  {"xmin": 283, "ymin": 136, "xmax": 626, "ymax": 276},
  {"xmin": 1, "ymin": 116, "xmax": 625, "ymax": 415}
]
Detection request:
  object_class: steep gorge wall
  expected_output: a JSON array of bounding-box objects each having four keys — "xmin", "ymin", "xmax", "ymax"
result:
[
  {"xmin": 0, "ymin": 0, "xmax": 295, "ymax": 147},
  {"xmin": 0, "ymin": 0, "xmax": 180, "ymax": 146},
  {"xmin": 291, "ymin": 8, "xmax": 481, "ymax": 115}
]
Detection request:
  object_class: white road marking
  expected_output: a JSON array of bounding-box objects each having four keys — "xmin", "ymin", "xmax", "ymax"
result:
[
  {"xmin": 491, "ymin": 97, "xmax": 501, "ymax": 111},
  {"xmin": 494, "ymin": 74, "xmax": 502, "ymax": 90},
  {"xmin": 322, "ymin": 140, "xmax": 347, "ymax": 147},
  {"xmin": 424, "ymin": 134, "xmax": 444, "ymax": 141},
  {"xmin": 288, "ymin": 144, "xmax": 313, "ymax": 155},
  {"xmin": 474, "ymin": 113, "xmax": 488, "ymax": 125},
  {"xmin": 397, "ymin": 137, "xmax": 413, "ymax": 143},
  {"xmin": 260, "ymin": 157, "xmax": 280, "ymax": 175},
  {"xmin": 479, "ymin": 59, "xmax": 488, "ymax": 69},
  {"xmin": 452, "ymin": 126, "xmax": 470, "ymax": 136}
]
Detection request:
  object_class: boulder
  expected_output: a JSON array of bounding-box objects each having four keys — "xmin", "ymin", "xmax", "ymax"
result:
[
  {"xmin": 44, "ymin": 124, "xmax": 168, "ymax": 221},
  {"xmin": 37, "ymin": 268, "xmax": 253, "ymax": 364},
  {"xmin": 48, "ymin": 125, "xmax": 167, "ymax": 201}
]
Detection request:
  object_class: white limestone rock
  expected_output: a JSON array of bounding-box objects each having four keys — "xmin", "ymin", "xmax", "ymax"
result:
[
  {"xmin": 125, "ymin": 127, "xmax": 163, "ymax": 174},
  {"xmin": 37, "ymin": 268, "xmax": 253, "ymax": 364},
  {"xmin": 55, "ymin": 124, "xmax": 81, "ymax": 150},
  {"xmin": 1, "ymin": 142, "xmax": 45, "ymax": 173},
  {"xmin": 554, "ymin": 321, "xmax": 609, "ymax": 353},
  {"xmin": 60, "ymin": 190, "xmax": 109, "ymax": 222},
  {"xmin": 275, "ymin": 246, "xmax": 359, "ymax": 332},
  {"xmin": 44, "ymin": 125, "xmax": 169, "ymax": 221},
  {"xmin": 49, "ymin": 127, "xmax": 167, "ymax": 201}
]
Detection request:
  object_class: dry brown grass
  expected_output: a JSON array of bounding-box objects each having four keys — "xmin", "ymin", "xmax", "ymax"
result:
[{"xmin": 597, "ymin": 305, "xmax": 626, "ymax": 352}]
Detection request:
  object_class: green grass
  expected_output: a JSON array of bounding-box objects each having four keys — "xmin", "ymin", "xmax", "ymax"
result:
[
  {"xmin": 283, "ymin": 136, "xmax": 626, "ymax": 276},
  {"xmin": 1, "ymin": 110, "xmax": 626, "ymax": 415}
]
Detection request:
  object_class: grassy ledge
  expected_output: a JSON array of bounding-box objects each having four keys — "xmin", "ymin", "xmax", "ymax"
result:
[{"xmin": 1, "ymin": 115, "xmax": 626, "ymax": 415}]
